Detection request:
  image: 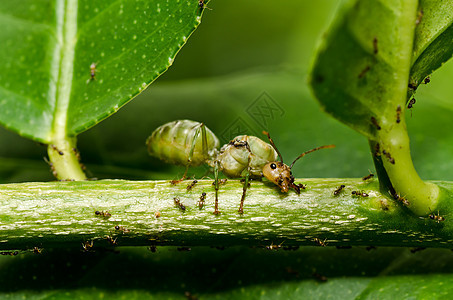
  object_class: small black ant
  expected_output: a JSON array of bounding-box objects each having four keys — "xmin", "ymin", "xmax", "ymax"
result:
[
  {"xmin": 366, "ymin": 246, "xmax": 377, "ymax": 251},
  {"xmin": 174, "ymin": 197, "xmax": 186, "ymax": 211},
  {"xmin": 362, "ymin": 172, "xmax": 374, "ymax": 181},
  {"xmin": 43, "ymin": 157, "xmax": 58, "ymax": 177},
  {"xmin": 382, "ymin": 150, "xmax": 395, "ymax": 164},
  {"xmin": 198, "ymin": 192, "xmax": 206, "ymax": 209},
  {"xmin": 148, "ymin": 245, "xmax": 157, "ymax": 253},
  {"xmin": 352, "ymin": 190, "xmax": 369, "ymax": 197},
  {"xmin": 423, "ymin": 76, "xmax": 430, "ymax": 84},
  {"xmin": 407, "ymin": 98, "xmax": 416, "ymax": 117},
  {"xmin": 380, "ymin": 199, "xmax": 389, "ymax": 210},
  {"xmin": 186, "ymin": 179, "xmax": 198, "ymax": 191},
  {"xmin": 89, "ymin": 62, "xmax": 97, "ymax": 81},
  {"xmin": 373, "ymin": 37, "xmax": 378, "ymax": 54},
  {"xmin": 50, "ymin": 145, "xmax": 64, "ymax": 155},
  {"xmin": 72, "ymin": 147, "xmax": 87, "ymax": 171},
  {"xmin": 396, "ymin": 195, "xmax": 410, "ymax": 206},
  {"xmin": 106, "ymin": 235, "xmax": 118, "ymax": 246},
  {"xmin": 212, "ymin": 178, "xmax": 227, "ymax": 186},
  {"xmin": 313, "ymin": 238, "xmax": 327, "ymax": 247},
  {"xmin": 429, "ymin": 209, "xmax": 445, "ymax": 223},
  {"xmin": 115, "ymin": 225, "xmax": 131, "ymax": 233},
  {"xmin": 358, "ymin": 65, "xmax": 371, "ymax": 78},
  {"xmin": 95, "ymin": 210, "xmax": 111, "ymax": 219},
  {"xmin": 407, "ymin": 98, "xmax": 416, "ymax": 108},
  {"xmin": 33, "ymin": 247, "xmax": 43, "ymax": 254},
  {"xmin": 334, "ymin": 184, "xmax": 345, "ymax": 196},
  {"xmin": 82, "ymin": 240, "xmax": 94, "ymax": 252},
  {"xmin": 294, "ymin": 183, "xmax": 306, "ymax": 190},
  {"xmin": 370, "ymin": 116, "xmax": 381, "ymax": 130},
  {"xmin": 0, "ymin": 251, "xmax": 18, "ymax": 256},
  {"xmin": 265, "ymin": 241, "xmax": 284, "ymax": 251},
  {"xmin": 374, "ymin": 143, "xmax": 381, "ymax": 157},
  {"xmin": 408, "ymin": 82, "xmax": 418, "ymax": 91},
  {"xmin": 396, "ymin": 105, "xmax": 402, "ymax": 123},
  {"xmin": 389, "ymin": 189, "xmax": 409, "ymax": 206},
  {"xmin": 198, "ymin": 0, "xmax": 212, "ymax": 12},
  {"xmin": 72, "ymin": 147, "xmax": 81, "ymax": 161}
]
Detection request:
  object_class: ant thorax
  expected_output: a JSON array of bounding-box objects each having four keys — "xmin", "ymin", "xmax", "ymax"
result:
[{"xmin": 214, "ymin": 135, "xmax": 278, "ymax": 178}]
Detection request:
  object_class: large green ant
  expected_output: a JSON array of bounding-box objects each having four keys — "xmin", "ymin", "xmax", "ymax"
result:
[{"xmin": 147, "ymin": 120, "xmax": 334, "ymax": 214}]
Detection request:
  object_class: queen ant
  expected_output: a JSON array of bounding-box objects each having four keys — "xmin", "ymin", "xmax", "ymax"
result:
[{"xmin": 147, "ymin": 120, "xmax": 334, "ymax": 214}]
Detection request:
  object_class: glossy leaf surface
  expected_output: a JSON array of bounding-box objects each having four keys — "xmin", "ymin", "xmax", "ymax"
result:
[
  {"xmin": 310, "ymin": 0, "xmax": 417, "ymax": 139},
  {"xmin": 310, "ymin": 0, "xmax": 453, "ymax": 138},
  {"xmin": 410, "ymin": 0, "xmax": 453, "ymax": 86},
  {"xmin": 0, "ymin": 0, "xmax": 203, "ymax": 142}
]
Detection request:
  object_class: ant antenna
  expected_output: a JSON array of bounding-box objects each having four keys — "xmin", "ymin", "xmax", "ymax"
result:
[
  {"xmin": 262, "ymin": 131, "xmax": 283, "ymax": 162},
  {"xmin": 290, "ymin": 145, "xmax": 336, "ymax": 169}
]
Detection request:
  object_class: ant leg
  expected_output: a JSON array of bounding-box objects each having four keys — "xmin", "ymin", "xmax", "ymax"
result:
[
  {"xmin": 170, "ymin": 123, "xmax": 207, "ymax": 185},
  {"xmin": 238, "ymin": 143, "xmax": 252, "ymax": 214},
  {"xmin": 238, "ymin": 169, "xmax": 250, "ymax": 214},
  {"xmin": 171, "ymin": 166, "xmax": 189, "ymax": 185},
  {"xmin": 213, "ymin": 160, "xmax": 221, "ymax": 215},
  {"xmin": 191, "ymin": 122, "xmax": 210, "ymax": 162},
  {"xmin": 200, "ymin": 123, "xmax": 208, "ymax": 162}
]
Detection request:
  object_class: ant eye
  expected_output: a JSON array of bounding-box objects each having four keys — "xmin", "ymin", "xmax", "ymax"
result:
[{"xmin": 270, "ymin": 163, "xmax": 277, "ymax": 169}]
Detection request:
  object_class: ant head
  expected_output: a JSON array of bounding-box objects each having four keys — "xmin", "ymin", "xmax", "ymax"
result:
[
  {"xmin": 261, "ymin": 131, "xmax": 293, "ymax": 192},
  {"xmin": 262, "ymin": 131, "xmax": 335, "ymax": 193},
  {"xmin": 262, "ymin": 161, "xmax": 292, "ymax": 193}
]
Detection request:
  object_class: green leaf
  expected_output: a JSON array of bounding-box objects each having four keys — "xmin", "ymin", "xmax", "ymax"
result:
[
  {"xmin": 0, "ymin": 0, "xmax": 204, "ymax": 143},
  {"xmin": 309, "ymin": 0, "xmax": 417, "ymax": 139},
  {"xmin": 410, "ymin": 0, "xmax": 453, "ymax": 87},
  {"xmin": 309, "ymin": 0, "xmax": 445, "ymax": 215}
]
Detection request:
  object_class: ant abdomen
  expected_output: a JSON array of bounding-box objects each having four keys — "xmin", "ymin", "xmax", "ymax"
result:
[{"xmin": 146, "ymin": 120, "xmax": 219, "ymax": 166}]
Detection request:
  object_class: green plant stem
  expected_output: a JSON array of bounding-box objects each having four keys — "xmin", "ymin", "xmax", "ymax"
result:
[
  {"xmin": 46, "ymin": 0, "xmax": 86, "ymax": 181},
  {"xmin": 47, "ymin": 137, "xmax": 86, "ymax": 181},
  {"xmin": 372, "ymin": 125, "xmax": 439, "ymax": 216},
  {"xmin": 368, "ymin": 0, "xmax": 439, "ymax": 216},
  {"xmin": 0, "ymin": 179, "xmax": 452, "ymax": 251}
]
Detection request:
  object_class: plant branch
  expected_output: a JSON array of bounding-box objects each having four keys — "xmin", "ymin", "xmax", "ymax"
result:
[
  {"xmin": 47, "ymin": 137, "xmax": 86, "ymax": 180},
  {"xmin": 46, "ymin": 0, "xmax": 86, "ymax": 181},
  {"xmin": 368, "ymin": 0, "xmax": 440, "ymax": 216},
  {"xmin": 0, "ymin": 179, "xmax": 452, "ymax": 252},
  {"xmin": 371, "ymin": 126, "xmax": 439, "ymax": 216}
]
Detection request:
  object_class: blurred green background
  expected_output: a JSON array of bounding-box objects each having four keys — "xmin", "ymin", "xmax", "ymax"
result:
[
  {"xmin": 2, "ymin": 1, "xmax": 453, "ymax": 298},
  {"xmin": 1, "ymin": 0, "xmax": 451, "ymax": 183}
]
